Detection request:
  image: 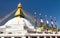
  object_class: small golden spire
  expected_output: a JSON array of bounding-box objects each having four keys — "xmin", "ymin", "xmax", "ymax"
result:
[
  {"xmin": 18, "ymin": 3, "xmax": 22, "ymax": 8},
  {"xmin": 14, "ymin": 3, "xmax": 24, "ymax": 18}
]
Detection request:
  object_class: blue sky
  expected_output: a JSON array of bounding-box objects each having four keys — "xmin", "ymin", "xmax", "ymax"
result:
[{"xmin": 0, "ymin": 0, "xmax": 60, "ymax": 28}]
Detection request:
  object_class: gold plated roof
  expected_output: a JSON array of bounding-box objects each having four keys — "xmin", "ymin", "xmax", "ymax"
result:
[{"xmin": 14, "ymin": 3, "xmax": 24, "ymax": 17}]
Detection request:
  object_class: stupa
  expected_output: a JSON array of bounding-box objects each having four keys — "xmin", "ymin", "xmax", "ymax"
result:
[
  {"xmin": 2, "ymin": 3, "xmax": 35, "ymax": 34},
  {"xmin": 0, "ymin": 2, "xmax": 60, "ymax": 38}
]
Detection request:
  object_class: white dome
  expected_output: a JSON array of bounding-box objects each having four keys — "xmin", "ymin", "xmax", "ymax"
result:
[
  {"xmin": 3, "ymin": 3, "xmax": 35, "ymax": 34},
  {"xmin": 4, "ymin": 17, "xmax": 34, "ymax": 30},
  {"xmin": 4, "ymin": 17, "xmax": 34, "ymax": 34},
  {"xmin": 5, "ymin": 17, "xmax": 31, "ymax": 25}
]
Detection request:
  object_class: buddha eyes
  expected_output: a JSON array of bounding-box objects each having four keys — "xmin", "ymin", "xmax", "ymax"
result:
[{"xmin": 6, "ymin": 26, "xmax": 11, "ymax": 28}]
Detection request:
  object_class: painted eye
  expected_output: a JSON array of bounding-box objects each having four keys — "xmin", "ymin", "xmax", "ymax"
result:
[
  {"xmin": 0, "ymin": 32, "xmax": 3, "ymax": 34},
  {"xmin": 6, "ymin": 26, "xmax": 11, "ymax": 28},
  {"xmin": 8, "ymin": 32, "xmax": 12, "ymax": 34}
]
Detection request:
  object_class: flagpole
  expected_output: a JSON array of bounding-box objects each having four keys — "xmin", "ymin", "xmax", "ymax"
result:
[
  {"xmin": 39, "ymin": 13, "xmax": 43, "ymax": 32},
  {"xmin": 45, "ymin": 15, "xmax": 49, "ymax": 31},
  {"xmin": 39, "ymin": 13, "xmax": 42, "ymax": 19},
  {"xmin": 45, "ymin": 15, "xmax": 48, "ymax": 21},
  {"xmin": 54, "ymin": 17, "xmax": 58, "ymax": 33},
  {"xmin": 50, "ymin": 16, "xmax": 53, "ymax": 28},
  {"xmin": 54, "ymin": 17, "xmax": 57, "ymax": 28},
  {"xmin": 39, "ymin": 13, "xmax": 45, "ymax": 32},
  {"xmin": 34, "ymin": 12, "xmax": 37, "ymax": 29},
  {"xmin": 39, "ymin": 13, "xmax": 42, "ymax": 27},
  {"xmin": 50, "ymin": 16, "xmax": 53, "ymax": 33}
]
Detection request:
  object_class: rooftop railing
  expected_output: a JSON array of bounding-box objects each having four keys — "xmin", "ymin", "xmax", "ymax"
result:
[{"xmin": 0, "ymin": 33, "xmax": 60, "ymax": 38}]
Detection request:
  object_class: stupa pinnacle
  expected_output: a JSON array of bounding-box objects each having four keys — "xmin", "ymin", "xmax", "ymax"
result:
[
  {"xmin": 18, "ymin": 3, "xmax": 22, "ymax": 8},
  {"xmin": 14, "ymin": 3, "xmax": 24, "ymax": 17}
]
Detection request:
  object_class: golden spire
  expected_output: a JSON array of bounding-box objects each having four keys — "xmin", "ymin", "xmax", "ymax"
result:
[
  {"xmin": 14, "ymin": 3, "xmax": 24, "ymax": 18},
  {"xmin": 18, "ymin": 3, "xmax": 22, "ymax": 8}
]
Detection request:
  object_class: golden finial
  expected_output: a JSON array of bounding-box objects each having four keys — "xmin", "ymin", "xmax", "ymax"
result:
[
  {"xmin": 14, "ymin": 3, "xmax": 24, "ymax": 17},
  {"xmin": 18, "ymin": 2, "xmax": 22, "ymax": 8}
]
